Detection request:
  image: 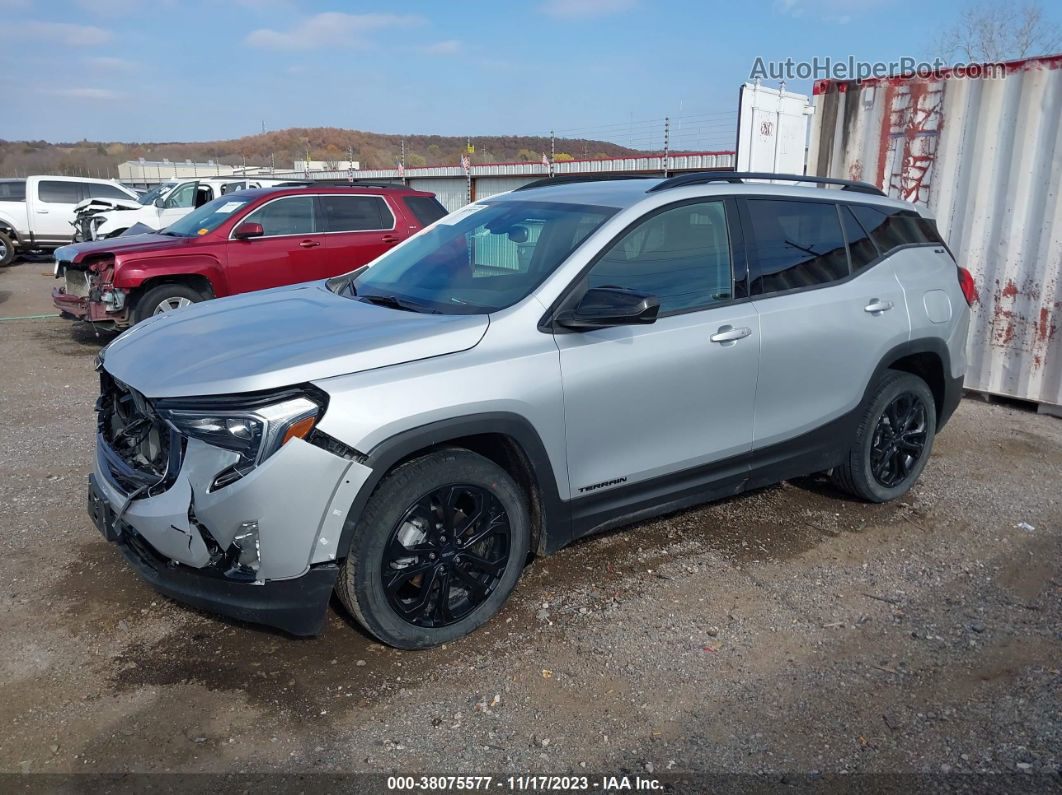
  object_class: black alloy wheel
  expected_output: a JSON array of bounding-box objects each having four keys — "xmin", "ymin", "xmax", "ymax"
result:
[
  {"xmin": 382, "ymin": 484, "xmax": 511, "ymax": 628},
  {"xmin": 869, "ymin": 391, "xmax": 928, "ymax": 488}
]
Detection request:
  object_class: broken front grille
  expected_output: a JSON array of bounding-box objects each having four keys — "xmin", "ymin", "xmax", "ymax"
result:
[{"xmin": 97, "ymin": 372, "xmax": 181, "ymax": 495}]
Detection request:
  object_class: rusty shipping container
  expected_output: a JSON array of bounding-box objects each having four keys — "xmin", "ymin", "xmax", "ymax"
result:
[{"xmin": 808, "ymin": 55, "xmax": 1061, "ymax": 411}]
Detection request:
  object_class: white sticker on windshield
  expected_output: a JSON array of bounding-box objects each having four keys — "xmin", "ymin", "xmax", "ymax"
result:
[
  {"xmin": 436, "ymin": 204, "xmax": 488, "ymax": 225},
  {"xmin": 217, "ymin": 202, "xmax": 244, "ymax": 214}
]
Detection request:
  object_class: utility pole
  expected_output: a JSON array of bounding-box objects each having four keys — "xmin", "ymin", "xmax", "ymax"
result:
[
  {"xmin": 550, "ymin": 130, "xmax": 555, "ymax": 178},
  {"xmin": 270, "ymin": 151, "xmax": 275, "ymax": 175},
  {"xmin": 662, "ymin": 116, "xmax": 670, "ymax": 178}
]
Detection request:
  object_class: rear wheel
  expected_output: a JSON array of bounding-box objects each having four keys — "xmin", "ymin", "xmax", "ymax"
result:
[
  {"xmin": 132, "ymin": 283, "xmax": 207, "ymax": 323},
  {"xmin": 337, "ymin": 448, "xmax": 530, "ymax": 649},
  {"xmin": 0, "ymin": 231, "xmax": 15, "ymax": 266},
  {"xmin": 832, "ymin": 370, "xmax": 937, "ymax": 502}
]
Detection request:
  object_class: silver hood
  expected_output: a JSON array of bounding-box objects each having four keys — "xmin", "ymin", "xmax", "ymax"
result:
[{"xmin": 102, "ymin": 282, "xmax": 489, "ymax": 398}]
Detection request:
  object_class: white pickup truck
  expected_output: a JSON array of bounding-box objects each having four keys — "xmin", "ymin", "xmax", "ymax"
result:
[
  {"xmin": 73, "ymin": 176, "xmax": 308, "ymax": 241},
  {"xmin": 0, "ymin": 176, "xmax": 140, "ymax": 266}
]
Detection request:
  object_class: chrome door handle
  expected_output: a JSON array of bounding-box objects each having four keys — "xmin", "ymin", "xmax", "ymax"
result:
[
  {"xmin": 864, "ymin": 299, "xmax": 894, "ymax": 314},
  {"xmin": 710, "ymin": 325, "xmax": 752, "ymax": 343}
]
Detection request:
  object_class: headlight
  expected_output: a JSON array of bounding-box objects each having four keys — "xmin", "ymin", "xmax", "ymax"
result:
[{"xmin": 157, "ymin": 394, "xmax": 321, "ymax": 489}]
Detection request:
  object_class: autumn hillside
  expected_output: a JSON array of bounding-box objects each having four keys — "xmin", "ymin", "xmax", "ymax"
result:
[{"xmin": 0, "ymin": 127, "xmax": 643, "ymax": 177}]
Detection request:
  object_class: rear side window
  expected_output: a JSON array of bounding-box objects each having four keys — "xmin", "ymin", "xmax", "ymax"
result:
[
  {"xmin": 588, "ymin": 200, "xmax": 732, "ymax": 313},
  {"xmin": 849, "ymin": 205, "xmax": 942, "ymax": 254},
  {"xmin": 319, "ymin": 195, "xmax": 394, "ymax": 232},
  {"xmin": 403, "ymin": 196, "xmax": 448, "ymax": 226},
  {"xmin": 0, "ymin": 181, "xmax": 26, "ymax": 200},
  {"xmin": 38, "ymin": 181, "xmax": 84, "ymax": 204},
  {"xmin": 747, "ymin": 199, "xmax": 849, "ymax": 295},
  {"xmin": 243, "ymin": 196, "xmax": 317, "ymax": 236},
  {"xmin": 840, "ymin": 205, "xmax": 880, "ymax": 270},
  {"xmin": 87, "ymin": 183, "xmax": 132, "ymax": 200}
]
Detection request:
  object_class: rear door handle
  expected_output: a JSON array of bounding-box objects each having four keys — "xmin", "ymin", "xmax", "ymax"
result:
[
  {"xmin": 382, "ymin": 234, "xmax": 400, "ymax": 244},
  {"xmin": 299, "ymin": 240, "xmax": 320, "ymax": 248},
  {"xmin": 710, "ymin": 325, "xmax": 752, "ymax": 343},
  {"xmin": 864, "ymin": 299, "xmax": 894, "ymax": 314}
]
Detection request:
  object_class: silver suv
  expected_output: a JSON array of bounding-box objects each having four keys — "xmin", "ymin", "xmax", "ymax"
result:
[{"xmin": 87, "ymin": 172, "xmax": 975, "ymax": 649}]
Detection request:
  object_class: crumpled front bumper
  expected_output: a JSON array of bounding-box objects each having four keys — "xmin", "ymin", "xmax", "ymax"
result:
[
  {"xmin": 52, "ymin": 286, "xmax": 129, "ymax": 325},
  {"xmin": 90, "ymin": 433, "xmax": 373, "ymax": 635}
]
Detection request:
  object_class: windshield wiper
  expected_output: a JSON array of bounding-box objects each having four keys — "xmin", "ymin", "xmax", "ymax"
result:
[{"xmin": 357, "ymin": 294, "xmax": 439, "ymax": 314}]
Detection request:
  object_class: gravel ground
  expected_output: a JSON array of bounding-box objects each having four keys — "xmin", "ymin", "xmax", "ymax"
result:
[{"xmin": 0, "ymin": 258, "xmax": 1059, "ymax": 785}]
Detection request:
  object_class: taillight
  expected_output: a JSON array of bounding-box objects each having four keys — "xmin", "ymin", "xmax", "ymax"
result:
[{"xmin": 958, "ymin": 267, "xmax": 978, "ymax": 306}]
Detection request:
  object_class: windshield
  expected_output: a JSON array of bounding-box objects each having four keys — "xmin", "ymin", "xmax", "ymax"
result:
[
  {"xmin": 161, "ymin": 195, "xmax": 255, "ymax": 237},
  {"xmin": 346, "ymin": 200, "xmax": 616, "ymax": 314},
  {"xmin": 137, "ymin": 183, "xmax": 172, "ymax": 206}
]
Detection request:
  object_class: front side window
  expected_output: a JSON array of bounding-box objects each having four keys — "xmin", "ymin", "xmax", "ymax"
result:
[
  {"xmin": 586, "ymin": 200, "xmax": 732, "ymax": 313},
  {"xmin": 164, "ymin": 183, "xmax": 197, "ymax": 209},
  {"xmin": 319, "ymin": 195, "xmax": 393, "ymax": 232},
  {"xmin": 747, "ymin": 199, "xmax": 849, "ymax": 295},
  {"xmin": 242, "ymin": 196, "xmax": 316, "ymax": 236},
  {"xmin": 38, "ymin": 181, "xmax": 83, "ymax": 204},
  {"xmin": 345, "ymin": 200, "xmax": 615, "ymax": 314}
]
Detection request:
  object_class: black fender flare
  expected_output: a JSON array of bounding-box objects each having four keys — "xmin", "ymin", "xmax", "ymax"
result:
[
  {"xmin": 871, "ymin": 338, "xmax": 962, "ymax": 430},
  {"xmin": 335, "ymin": 412, "xmax": 570, "ymax": 561}
]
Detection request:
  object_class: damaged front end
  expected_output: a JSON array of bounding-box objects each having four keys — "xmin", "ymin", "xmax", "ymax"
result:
[
  {"xmin": 52, "ymin": 256, "xmax": 131, "ymax": 327},
  {"xmin": 72, "ymin": 197, "xmax": 140, "ymax": 242},
  {"xmin": 88, "ymin": 372, "xmax": 373, "ymax": 635}
]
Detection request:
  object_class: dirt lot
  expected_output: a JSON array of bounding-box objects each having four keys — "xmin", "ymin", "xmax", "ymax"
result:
[{"xmin": 1, "ymin": 257, "xmax": 1059, "ymax": 783}]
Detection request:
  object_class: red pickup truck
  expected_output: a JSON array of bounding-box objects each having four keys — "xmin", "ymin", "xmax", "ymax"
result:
[{"xmin": 52, "ymin": 184, "xmax": 448, "ymax": 328}]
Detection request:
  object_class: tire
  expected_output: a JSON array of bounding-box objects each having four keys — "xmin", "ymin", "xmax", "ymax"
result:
[
  {"xmin": 832, "ymin": 370, "xmax": 937, "ymax": 502},
  {"xmin": 132, "ymin": 283, "xmax": 206, "ymax": 323},
  {"xmin": 337, "ymin": 448, "xmax": 530, "ymax": 649},
  {"xmin": 0, "ymin": 231, "xmax": 15, "ymax": 266}
]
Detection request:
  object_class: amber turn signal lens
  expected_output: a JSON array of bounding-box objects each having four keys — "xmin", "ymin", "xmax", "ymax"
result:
[{"xmin": 281, "ymin": 415, "xmax": 317, "ymax": 446}]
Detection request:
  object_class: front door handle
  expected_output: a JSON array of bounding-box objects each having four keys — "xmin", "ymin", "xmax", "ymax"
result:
[
  {"xmin": 382, "ymin": 234, "xmax": 400, "ymax": 244},
  {"xmin": 37, "ymin": 208, "xmax": 49, "ymax": 214},
  {"xmin": 299, "ymin": 240, "xmax": 320, "ymax": 248},
  {"xmin": 710, "ymin": 325, "xmax": 752, "ymax": 343},
  {"xmin": 864, "ymin": 299, "xmax": 895, "ymax": 314}
]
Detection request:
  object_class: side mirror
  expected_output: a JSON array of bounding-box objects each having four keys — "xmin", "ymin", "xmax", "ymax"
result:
[
  {"xmin": 233, "ymin": 221, "xmax": 264, "ymax": 240},
  {"xmin": 153, "ymin": 198, "xmax": 165, "ymax": 208},
  {"xmin": 556, "ymin": 286, "xmax": 660, "ymax": 330}
]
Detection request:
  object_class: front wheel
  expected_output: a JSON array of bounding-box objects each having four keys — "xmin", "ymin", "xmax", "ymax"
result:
[
  {"xmin": 832, "ymin": 370, "xmax": 937, "ymax": 502},
  {"xmin": 337, "ymin": 449, "xmax": 530, "ymax": 649},
  {"xmin": 132, "ymin": 283, "xmax": 207, "ymax": 323},
  {"xmin": 0, "ymin": 231, "xmax": 15, "ymax": 266}
]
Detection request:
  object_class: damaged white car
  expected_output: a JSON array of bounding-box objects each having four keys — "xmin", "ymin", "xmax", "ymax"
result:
[{"xmin": 73, "ymin": 176, "xmax": 308, "ymax": 241}]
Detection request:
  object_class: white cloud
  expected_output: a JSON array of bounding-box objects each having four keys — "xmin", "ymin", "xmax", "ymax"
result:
[
  {"xmin": 246, "ymin": 12, "xmax": 426, "ymax": 51},
  {"xmin": 539, "ymin": 0, "xmax": 636, "ymax": 19},
  {"xmin": 85, "ymin": 56, "xmax": 136, "ymax": 71},
  {"xmin": 20, "ymin": 21, "xmax": 113, "ymax": 46},
  {"xmin": 47, "ymin": 87, "xmax": 124, "ymax": 100},
  {"xmin": 421, "ymin": 39, "xmax": 462, "ymax": 55}
]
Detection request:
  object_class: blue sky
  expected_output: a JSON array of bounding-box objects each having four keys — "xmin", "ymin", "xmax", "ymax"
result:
[{"xmin": 0, "ymin": 0, "xmax": 1058, "ymax": 145}]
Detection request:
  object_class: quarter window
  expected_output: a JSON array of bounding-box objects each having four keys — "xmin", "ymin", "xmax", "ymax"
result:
[
  {"xmin": 848, "ymin": 205, "xmax": 943, "ymax": 253},
  {"xmin": 319, "ymin": 195, "xmax": 393, "ymax": 232},
  {"xmin": 38, "ymin": 181, "xmax": 83, "ymax": 204},
  {"xmin": 242, "ymin": 196, "xmax": 317, "ymax": 236},
  {"xmin": 747, "ymin": 199, "xmax": 849, "ymax": 295},
  {"xmin": 587, "ymin": 200, "xmax": 733, "ymax": 314}
]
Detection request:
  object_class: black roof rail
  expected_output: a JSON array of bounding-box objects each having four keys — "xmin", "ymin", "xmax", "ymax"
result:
[
  {"xmin": 515, "ymin": 173, "xmax": 658, "ymax": 192},
  {"xmin": 647, "ymin": 171, "xmax": 886, "ymax": 196}
]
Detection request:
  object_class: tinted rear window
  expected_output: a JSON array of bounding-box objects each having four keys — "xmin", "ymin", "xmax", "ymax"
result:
[
  {"xmin": 403, "ymin": 196, "xmax": 448, "ymax": 226},
  {"xmin": 319, "ymin": 195, "xmax": 393, "ymax": 232},
  {"xmin": 38, "ymin": 181, "xmax": 83, "ymax": 203},
  {"xmin": 747, "ymin": 199, "xmax": 849, "ymax": 295},
  {"xmin": 849, "ymin": 205, "xmax": 942, "ymax": 253},
  {"xmin": 0, "ymin": 181, "xmax": 26, "ymax": 201}
]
